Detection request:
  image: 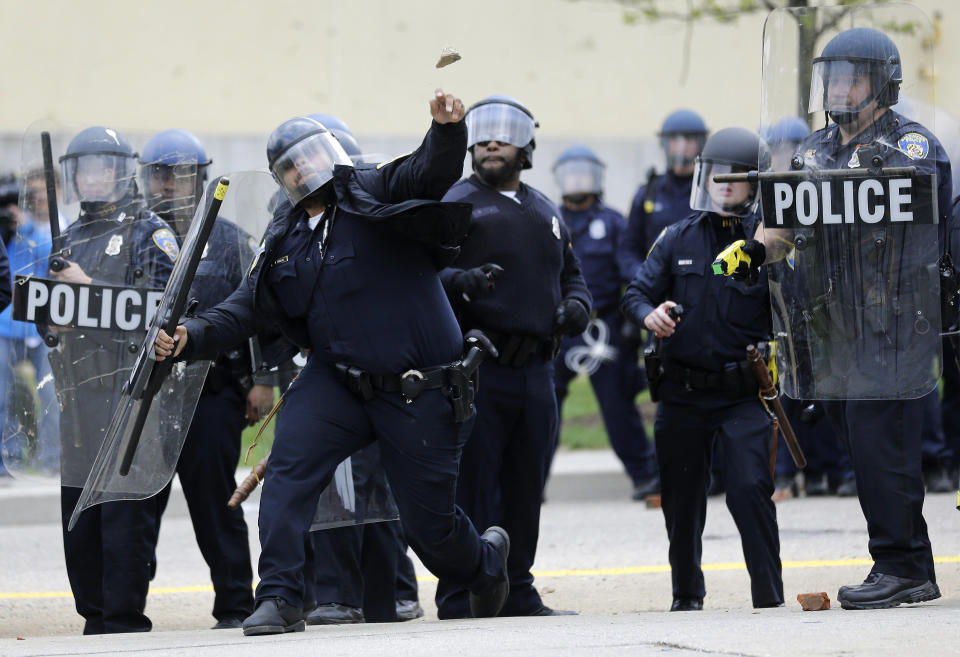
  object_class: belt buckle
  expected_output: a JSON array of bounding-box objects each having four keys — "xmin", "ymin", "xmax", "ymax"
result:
[{"xmin": 400, "ymin": 369, "xmax": 425, "ymax": 404}]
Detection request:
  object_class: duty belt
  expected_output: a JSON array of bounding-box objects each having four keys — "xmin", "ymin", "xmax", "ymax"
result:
[
  {"xmin": 471, "ymin": 328, "xmax": 558, "ymax": 368},
  {"xmin": 661, "ymin": 359, "xmax": 757, "ymax": 397},
  {"xmin": 335, "ymin": 363, "xmax": 449, "ymax": 403}
]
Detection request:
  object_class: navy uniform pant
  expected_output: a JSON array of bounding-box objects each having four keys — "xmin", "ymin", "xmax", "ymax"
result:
[
  {"xmin": 774, "ymin": 396, "xmax": 853, "ymax": 484},
  {"xmin": 919, "ymin": 388, "xmax": 953, "ymax": 469},
  {"xmin": 309, "ymin": 521, "xmax": 401, "ymax": 622},
  {"xmin": 654, "ymin": 382, "xmax": 783, "ymax": 607},
  {"xmin": 940, "ymin": 339, "xmax": 960, "ymax": 471},
  {"xmin": 821, "ymin": 398, "xmax": 935, "ymax": 582},
  {"xmin": 436, "ymin": 359, "xmax": 558, "ymax": 618},
  {"xmin": 155, "ymin": 386, "xmax": 254, "ymax": 622},
  {"xmin": 554, "ymin": 311, "xmax": 656, "ymax": 485},
  {"xmin": 396, "ymin": 536, "xmax": 419, "ymax": 601},
  {"xmin": 257, "ymin": 356, "xmax": 504, "ymax": 609},
  {"xmin": 61, "ymin": 487, "xmax": 164, "ymax": 634}
]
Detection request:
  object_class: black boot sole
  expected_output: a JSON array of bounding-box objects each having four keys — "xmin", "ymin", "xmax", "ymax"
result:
[
  {"xmin": 243, "ymin": 620, "xmax": 306, "ymax": 636},
  {"xmin": 839, "ymin": 582, "xmax": 941, "ymax": 610}
]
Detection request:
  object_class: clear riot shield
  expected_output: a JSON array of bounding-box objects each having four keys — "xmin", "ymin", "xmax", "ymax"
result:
[
  {"xmin": 311, "ymin": 443, "xmax": 399, "ymax": 530},
  {"xmin": 4, "ymin": 120, "xmax": 193, "ymax": 485},
  {"xmin": 759, "ymin": 4, "xmax": 941, "ymax": 400},
  {"xmin": 68, "ymin": 171, "xmax": 278, "ymax": 526}
]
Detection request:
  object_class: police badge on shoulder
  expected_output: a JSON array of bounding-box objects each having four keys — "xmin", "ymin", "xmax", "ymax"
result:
[{"xmin": 551, "ymin": 216, "xmax": 561, "ymax": 240}]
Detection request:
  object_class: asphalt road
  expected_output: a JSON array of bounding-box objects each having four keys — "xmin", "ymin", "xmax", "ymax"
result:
[{"xmin": 0, "ymin": 449, "xmax": 957, "ymax": 656}]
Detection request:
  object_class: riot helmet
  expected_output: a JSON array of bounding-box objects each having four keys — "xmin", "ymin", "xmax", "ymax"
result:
[
  {"xmin": 659, "ymin": 109, "xmax": 708, "ymax": 171},
  {"xmin": 267, "ymin": 117, "xmax": 353, "ymax": 206},
  {"xmin": 690, "ymin": 127, "xmax": 770, "ymax": 217},
  {"xmin": 809, "ymin": 27, "xmax": 902, "ymax": 125},
  {"xmin": 466, "ymin": 95, "xmax": 538, "ymax": 169},
  {"xmin": 140, "ymin": 129, "xmax": 211, "ymax": 233},
  {"xmin": 307, "ymin": 113, "xmax": 363, "ymax": 162},
  {"xmin": 765, "ymin": 117, "xmax": 811, "ymax": 170},
  {"xmin": 59, "ymin": 126, "xmax": 138, "ymax": 205},
  {"xmin": 552, "ymin": 146, "xmax": 605, "ymax": 198}
]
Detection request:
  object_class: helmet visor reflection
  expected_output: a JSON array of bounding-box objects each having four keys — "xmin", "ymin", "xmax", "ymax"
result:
[
  {"xmin": 466, "ymin": 103, "xmax": 536, "ymax": 148},
  {"xmin": 690, "ymin": 160, "xmax": 759, "ymax": 217},
  {"xmin": 270, "ymin": 132, "xmax": 353, "ymax": 205},
  {"xmin": 62, "ymin": 153, "xmax": 137, "ymax": 204},
  {"xmin": 808, "ymin": 59, "xmax": 896, "ymax": 114},
  {"xmin": 554, "ymin": 160, "xmax": 604, "ymax": 196}
]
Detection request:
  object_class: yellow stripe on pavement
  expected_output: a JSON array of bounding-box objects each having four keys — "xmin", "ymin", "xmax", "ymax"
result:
[{"xmin": 2, "ymin": 556, "xmax": 957, "ymax": 598}]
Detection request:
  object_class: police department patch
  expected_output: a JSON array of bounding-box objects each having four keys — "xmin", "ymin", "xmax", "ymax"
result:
[
  {"xmin": 152, "ymin": 228, "xmax": 179, "ymax": 262},
  {"xmin": 898, "ymin": 132, "xmax": 929, "ymax": 160},
  {"xmin": 589, "ymin": 218, "xmax": 606, "ymax": 240}
]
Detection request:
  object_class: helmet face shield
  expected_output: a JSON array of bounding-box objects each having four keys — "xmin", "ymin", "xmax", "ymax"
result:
[
  {"xmin": 808, "ymin": 58, "xmax": 898, "ymax": 115},
  {"xmin": 141, "ymin": 161, "xmax": 202, "ymax": 232},
  {"xmin": 270, "ymin": 131, "xmax": 352, "ymax": 205},
  {"xmin": 553, "ymin": 159, "xmax": 604, "ymax": 196},
  {"xmin": 659, "ymin": 133, "xmax": 707, "ymax": 169},
  {"xmin": 62, "ymin": 153, "xmax": 137, "ymax": 204},
  {"xmin": 466, "ymin": 103, "xmax": 536, "ymax": 149},
  {"xmin": 690, "ymin": 160, "xmax": 759, "ymax": 217}
]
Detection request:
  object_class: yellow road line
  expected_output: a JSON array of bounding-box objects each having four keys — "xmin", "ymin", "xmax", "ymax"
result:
[{"xmin": 2, "ymin": 556, "xmax": 958, "ymax": 599}]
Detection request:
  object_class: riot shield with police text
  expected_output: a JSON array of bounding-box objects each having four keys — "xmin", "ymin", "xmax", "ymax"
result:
[
  {"xmin": 759, "ymin": 4, "xmax": 942, "ymax": 400},
  {"xmin": 68, "ymin": 171, "xmax": 277, "ymax": 526},
  {"xmin": 4, "ymin": 120, "xmax": 193, "ymax": 486}
]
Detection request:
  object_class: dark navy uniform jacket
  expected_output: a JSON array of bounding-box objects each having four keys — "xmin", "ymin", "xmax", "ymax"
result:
[
  {"xmin": 439, "ymin": 175, "xmax": 591, "ymax": 339},
  {"xmin": 559, "ymin": 201, "xmax": 625, "ymax": 314},
  {"xmin": 62, "ymin": 201, "xmax": 178, "ymax": 289},
  {"xmin": 54, "ymin": 200, "xmax": 178, "ymax": 484},
  {"xmin": 799, "ymin": 110, "xmax": 953, "ymax": 248},
  {"xmin": 182, "ymin": 121, "xmax": 471, "ymax": 375},
  {"xmin": 619, "ymin": 172, "xmax": 694, "ymax": 280},
  {"xmin": 621, "ymin": 211, "xmax": 770, "ymax": 372},
  {"xmin": 190, "ymin": 218, "xmax": 255, "ymax": 314}
]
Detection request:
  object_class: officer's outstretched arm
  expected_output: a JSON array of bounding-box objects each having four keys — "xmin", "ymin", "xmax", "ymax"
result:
[{"xmin": 363, "ymin": 89, "xmax": 467, "ymax": 203}]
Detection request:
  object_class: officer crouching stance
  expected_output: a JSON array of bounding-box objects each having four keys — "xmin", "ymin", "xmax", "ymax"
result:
[
  {"xmin": 622, "ymin": 128, "xmax": 784, "ymax": 611},
  {"xmin": 155, "ymin": 90, "xmax": 510, "ymax": 635}
]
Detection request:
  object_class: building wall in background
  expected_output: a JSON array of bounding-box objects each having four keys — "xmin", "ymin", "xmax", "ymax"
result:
[{"xmin": 0, "ymin": 0, "xmax": 954, "ymax": 212}]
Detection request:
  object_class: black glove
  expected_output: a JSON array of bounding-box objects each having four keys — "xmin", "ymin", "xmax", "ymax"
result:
[
  {"xmin": 553, "ymin": 298, "xmax": 590, "ymax": 337},
  {"xmin": 449, "ymin": 263, "xmax": 504, "ymax": 301}
]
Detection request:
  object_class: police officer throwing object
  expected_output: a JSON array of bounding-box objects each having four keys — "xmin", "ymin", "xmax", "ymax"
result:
[
  {"xmin": 434, "ymin": 95, "xmax": 591, "ymax": 618},
  {"xmin": 154, "ymin": 90, "xmax": 511, "ymax": 636},
  {"xmin": 55, "ymin": 126, "xmax": 179, "ymax": 633},
  {"xmin": 550, "ymin": 146, "xmax": 658, "ymax": 500},
  {"xmin": 718, "ymin": 23, "xmax": 952, "ymax": 609},
  {"xmin": 622, "ymin": 128, "xmax": 784, "ymax": 611},
  {"xmin": 140, "ymin": 129, "xmax": 264, "ymax": 629}
]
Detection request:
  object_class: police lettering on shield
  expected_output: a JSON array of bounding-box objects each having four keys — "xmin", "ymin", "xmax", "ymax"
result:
[
  {"xmin": 13, "ymin": 276, "xmax": 163, "ymax": 332},
  {"xmin": 760, "ymin": 171, "xmax": 937, "ymax": 228}
]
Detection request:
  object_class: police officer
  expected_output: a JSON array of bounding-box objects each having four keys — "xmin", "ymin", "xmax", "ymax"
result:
[
  {"xmin": 434, "ymin": 95, "xmax": 591, "ymax": 618},
  {"xmin": 619, "ymin": 109, "xmax": 708, "ymax": 279},
  {"xmin": 155, "ymin": 89, "xmax": 510, "ymax": 635},
  {"xmin": 622, "ymin": 128, "xmax": 784, "ymax": 611},
  {"xmin": 296, "ymin": 114, "xmax": 425, "ymax": 626},
  {"xmin": 764, "ymin": 119, "xmax": 857, "ymax": 498},
  {"xmin": 723, "ymin": 27, "xmax": 952, "ymax": 609},
  {"xmin": 140, "ymin": 129, "xmax": 269, "ymax": 629},
  {"xmin": 55, "ymin": 126, "xmax": 179, "ymax": 633},
  {"xmin": 549, "ymin": 146, "xmax": 658, "ymax": 500}
]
